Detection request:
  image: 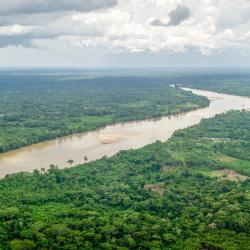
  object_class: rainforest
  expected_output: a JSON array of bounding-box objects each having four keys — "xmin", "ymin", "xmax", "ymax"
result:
[
  {"xmin": 0, "ymin": 71, "xmax": 208, "ymax": 153},
  {"xmin": 0, "ymin": 70, "xmax": 250, "ymax": 250},
  {"xmin": 0, "ymin": 110, "xmax": 250, "ymax": 249}
]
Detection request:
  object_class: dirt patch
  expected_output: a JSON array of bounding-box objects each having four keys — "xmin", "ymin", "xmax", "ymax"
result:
[
  {"xmin": 144, "ymin": 183, "xmax": 165, "ymax": 197},
  {"xmin": 98, "ymin": 133, "xmax": 127, "ymax": 144},
  {"xmin": 211, "ymin": 169, "xmax": 248, "ymax": 181}
]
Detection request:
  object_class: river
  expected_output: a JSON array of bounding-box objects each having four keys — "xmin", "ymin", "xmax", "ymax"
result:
[{"xmin": 1, "ymin": 87, "xmax": 250, "ymax": 178}]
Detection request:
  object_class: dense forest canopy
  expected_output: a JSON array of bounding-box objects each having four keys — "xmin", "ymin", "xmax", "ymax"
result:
[
  {"xmin": 0, "ymin": 110, "xmax": 249, "ymax": 250},
  {"xmin": 1, "ymin": 69, "xmax": 250, "ymax": 249},
  {"xmin": 0, "ymin": 70, "xmax": 208, "ymax": 153},
  {"xmin": 172, "ymin": 71, "xmax": 250, "ymax": 97}
]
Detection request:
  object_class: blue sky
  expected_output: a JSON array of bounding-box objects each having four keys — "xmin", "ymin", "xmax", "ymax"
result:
[{"xmin": 1, "ymin": 0, "xmax": 250, "ymax": 67}]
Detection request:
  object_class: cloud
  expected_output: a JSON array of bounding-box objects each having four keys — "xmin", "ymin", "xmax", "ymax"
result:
[
  {"xmin": 150, "ymin": 5, "xmax": 191, "ymax": 27},
  {"xmin": 0, "ymin": 36, "xmax": 31, "ymax": 48},
  {"xmin": 0, "ymin": 0, "xmax": 118, "ymax": 15},
  {"xmin": 0, "ymin": 15, "xmax": 105, "ymax": 47},
  {"xmin": 1, "ymin": 0, "xmax": 250, "ymax": 57},
  {"xmin": 0, "ymin": 0, "xmax": 118, "ymax": 47},
  {"xmin": 0, "ymin": 25, "xmax": 32, "ymax": 36},
  {"xmin": 0, "ymin": 13, "xmax": 63, "ymax": 26},
  {"xmin": 168, "ymin": 5, "xmax": 191, "ymax": 26},
  {"xmin": 0, "ymin": 24, "xmax": 34, "ymax": 47}
]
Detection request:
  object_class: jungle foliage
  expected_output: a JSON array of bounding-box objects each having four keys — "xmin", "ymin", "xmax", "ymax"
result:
[
  {"xmin": 0, "ymin": 71, "xmax": 208, "ymax": 153},
  {"xmin": 174, "ymin": 71, "xmax": 250, "ymax": 97},
  {"xmin": 0, "ymin": 110, "xmax": 249, "ymax": 250}
]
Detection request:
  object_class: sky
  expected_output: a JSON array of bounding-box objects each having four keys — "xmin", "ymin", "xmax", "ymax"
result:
[{"xmin": 1, "ymin": 0, "xmax": 250, "ymax": 68}]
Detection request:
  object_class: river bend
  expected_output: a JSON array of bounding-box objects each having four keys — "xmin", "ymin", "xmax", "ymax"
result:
[{"xmin": 1, "ymin": 88, "xmax": 250, "ymax": 178}]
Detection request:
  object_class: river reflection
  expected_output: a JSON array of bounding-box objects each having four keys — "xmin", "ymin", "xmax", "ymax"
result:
[{"xmin": 1, "ymin": 88, "xmax": 250, "ymax": 178}]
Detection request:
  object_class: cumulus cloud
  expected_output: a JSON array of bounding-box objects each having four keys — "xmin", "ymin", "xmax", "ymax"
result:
[
  {"xmin": 150, "ymin": 5, "xmax": 191, "ymax": 27},
  {"xmin": 0, "ymin": 0, "xmax": 117, "ymax": 15},
  {"xmin": 0, "ymin": 0, "xmax": 117, "ymax": 47},
  {"xmin": 168, "ymin": 5, "xmax": 191, "ymax": 26},
  {"xmin": 1, "ymin": 0, "xmax": 250, "ymax": 57}
]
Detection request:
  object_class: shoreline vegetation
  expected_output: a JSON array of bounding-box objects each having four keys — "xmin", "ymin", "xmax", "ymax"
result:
[
  {"xmin": 0, "ymin": 74, "xmax": 209, "ymax": 153},
  {"xmin": 0, "ymin": 110, "xmax": 250, "ymax": 249},
  {"xmin": 171, "ymin": 71, "xmax": 250, "ymax": 98}
]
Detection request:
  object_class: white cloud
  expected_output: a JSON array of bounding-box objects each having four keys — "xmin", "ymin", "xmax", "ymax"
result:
[
  {"xmin": 1, "ymin": 0, "xmax": 250, "ymax": 57},
  {"xmin": 0, "ymin": 25, "xmax": 33, "ymax": 36}
]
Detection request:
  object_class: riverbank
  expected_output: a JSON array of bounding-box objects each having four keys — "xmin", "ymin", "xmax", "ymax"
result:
[
  {"xmin": 0, "ymin": 74, "xmax": 208, "ymax": 153},
  {"xmin": 1, "ymin": 88, "xmax": 250, "ymax": 178}
]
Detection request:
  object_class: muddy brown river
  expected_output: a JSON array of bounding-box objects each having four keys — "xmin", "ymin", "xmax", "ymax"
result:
[{"xmin": 1, "ymin": 87, "xmax": 250, "ymax": 178}]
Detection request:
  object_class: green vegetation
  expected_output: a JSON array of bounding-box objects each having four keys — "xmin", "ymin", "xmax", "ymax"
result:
[
  {"xmin": 173, "ymin": 71, "xmax": 250, "ymax": 97},
  {"xmin": 0, "ymin": 110, "xmax": 250, "ymax": 250},
  {"xmin": 0, "ymin": 72, "xmax": 208, "ymax": 153}
]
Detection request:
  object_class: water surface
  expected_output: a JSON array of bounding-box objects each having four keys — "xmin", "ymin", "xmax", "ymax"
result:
[{"xmin": 1, "ymin": 88, "xmax": 250, "ymax": 178}]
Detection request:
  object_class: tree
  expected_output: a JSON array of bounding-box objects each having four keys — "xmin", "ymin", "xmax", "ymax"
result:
[
  {"xmin": 11, "ymin": 240, "xmax": 36, "ymax": 250},
  {"xmin": 67, "ymin": 159, "xmax": 74, "ymax": 165}
]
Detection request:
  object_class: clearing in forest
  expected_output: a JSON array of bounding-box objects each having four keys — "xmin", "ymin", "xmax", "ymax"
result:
[
  {"xmin": 210, "ymin": 169, "xmax": 248, "ymax": 181},
  {"xmin": 144, "ymin": 183, "xmax": 165, "ymax": 196},
  {"xmin": 217, "ymin": 155, "xmax": 238, "ymax": 163}
]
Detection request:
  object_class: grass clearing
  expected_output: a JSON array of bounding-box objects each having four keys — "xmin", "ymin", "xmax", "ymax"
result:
[
  {"xmin": 218, "ymin": 155, "xmax": 238, "ymax": 163},
  {"xmin": 210, "ymin": 169, "xmax": 248, "ymax": 181}
]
